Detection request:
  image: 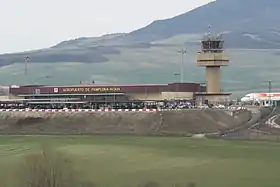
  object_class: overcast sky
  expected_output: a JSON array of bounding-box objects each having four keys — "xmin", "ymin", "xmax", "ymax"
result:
[{"xmin": 0, "ymin": 0, "xmax": 212, "ymax": 53}]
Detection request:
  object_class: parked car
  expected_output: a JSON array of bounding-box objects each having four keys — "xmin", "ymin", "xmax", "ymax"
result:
[
  {"xmin": 198, "ymin": 104, "xmax": 209, "ymax": 109},
  {"xmin": 213, "ymin": 104, "xmax": 226, "ymax": 109}
]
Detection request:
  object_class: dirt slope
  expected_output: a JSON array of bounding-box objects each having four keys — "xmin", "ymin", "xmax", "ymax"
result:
[{"xmin": 0, "ymin": 110, "xmax": 251, "ymax": 135}]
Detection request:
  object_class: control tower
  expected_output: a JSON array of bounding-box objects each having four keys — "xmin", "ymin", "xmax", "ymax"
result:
[{"xmin": 196, "ymin": 31, "xmax": 231, "ymax": 103}]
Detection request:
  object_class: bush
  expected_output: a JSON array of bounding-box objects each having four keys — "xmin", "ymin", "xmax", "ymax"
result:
[
  {"xmin": 19, "ymin": 146, "xmax": 78, "ymax": 187},
  {"xmin": 18, "ymin": 145, "xmax": 197, "ymax": 187}
]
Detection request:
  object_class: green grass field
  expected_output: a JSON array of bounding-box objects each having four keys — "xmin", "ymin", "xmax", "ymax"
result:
[{"xmin": 0, "ymin": 135, "xmax": 280, "ymax": 187}]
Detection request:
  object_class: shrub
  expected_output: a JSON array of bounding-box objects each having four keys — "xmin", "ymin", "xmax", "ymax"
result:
[{"xmin": 19, "ymin": 146, "xmax": 77, "ymax": 187}]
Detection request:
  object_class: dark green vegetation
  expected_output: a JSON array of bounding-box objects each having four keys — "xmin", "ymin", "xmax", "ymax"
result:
[
  {"xmin": 1, "ymin": 0, "xmax": 280, "ymax": 65},
  {"xmin": 1, "ymin": 136, "xmax": 280, "ymax": 187},
  {"xmin": 0, "ymin": 48, "xmax": 279, "ymax": 97},
  {"xmin": 1, "ymin": 0, "xmax": 280, "ymax": 96}
]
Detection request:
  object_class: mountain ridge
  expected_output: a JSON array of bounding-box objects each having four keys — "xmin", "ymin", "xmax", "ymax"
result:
[{"xmin": 1, "ymin": 0, "xmax": 280, "ymax": 65}]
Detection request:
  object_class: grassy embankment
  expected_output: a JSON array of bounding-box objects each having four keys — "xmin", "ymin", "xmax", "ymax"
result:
[{"xmin": 0, "ymin": 135, "xmax": 280, "ymax": 187}]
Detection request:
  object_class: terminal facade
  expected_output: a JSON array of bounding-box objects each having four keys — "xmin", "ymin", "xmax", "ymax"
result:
[{"xmin": 2, "ymin": 83, "xmax": 206, "ymax": 108}]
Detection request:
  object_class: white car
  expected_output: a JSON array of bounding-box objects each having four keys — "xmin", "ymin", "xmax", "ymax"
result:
[
  {"xmin": 198, "ymin": 104, "xmax": 209, "ymax": 109},
  {"xmin": 213, "ymin": 105, "xmax": 226, "ymax": 109}
]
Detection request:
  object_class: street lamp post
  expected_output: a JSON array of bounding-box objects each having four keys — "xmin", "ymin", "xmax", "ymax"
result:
[
  {"xmin": 177, "ymin": 48, "xmax": 187, "ymax": 83},
  {"xmin": 268, "ymin": 80, "xmax": 272, "ymax": 107},
  {"xmin": 23, "ymin": 56, "xmax": 30, "ymax": 85},
  {"xmin": 265, "ymin": 80, "xmax": 272, "ymax": 107},
  {"xmin": 24, "ymin": 56, "xmax": 30, "ymax": 76}
]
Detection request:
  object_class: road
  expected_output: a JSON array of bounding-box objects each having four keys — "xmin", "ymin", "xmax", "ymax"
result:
[
  {"xmin": 265, "ymin": 114, "xmax": 280, "ymax": 129},
  {"xmin": 215, "ymin": 107, "xmax": 265, "ymax": 140}
]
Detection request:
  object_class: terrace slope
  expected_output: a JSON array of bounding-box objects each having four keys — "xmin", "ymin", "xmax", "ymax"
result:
[{"xmin": 0, "ymin": 110, "xmax": 251, "ymax": 135}]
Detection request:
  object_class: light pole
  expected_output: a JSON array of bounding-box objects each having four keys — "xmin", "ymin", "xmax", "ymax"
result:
[
  {"xmin": 177, "ymin": 48, "xmax": 187, "ymax": 83},
  {"xmin": 24, "ymin": 56, "xmax": 30, "ymax": 76},
  {"xmin": 265, "ymin": 80, "xmax": 272, "ymax": 107},
  {"xmin": 268, "ymin": 80, "xmax": 272, "ymax": 107}
]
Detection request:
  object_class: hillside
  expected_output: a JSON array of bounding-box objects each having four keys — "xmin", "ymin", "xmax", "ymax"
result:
[
  {"xmin": 119, "ymin": 0, "xmax": 280, "ymax": 47},
  {"xmin": 0, "ymin": 0, "xmax": 280, "ymax": 96},
  {"xmin": 0, "ymin": 34, "xmax": 126, "ymax": 65}
]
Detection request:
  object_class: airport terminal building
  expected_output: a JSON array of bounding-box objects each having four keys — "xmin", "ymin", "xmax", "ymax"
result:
[{"xmin": 0, "ymin": 82, "xmax": 214, "ymax": 108}]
